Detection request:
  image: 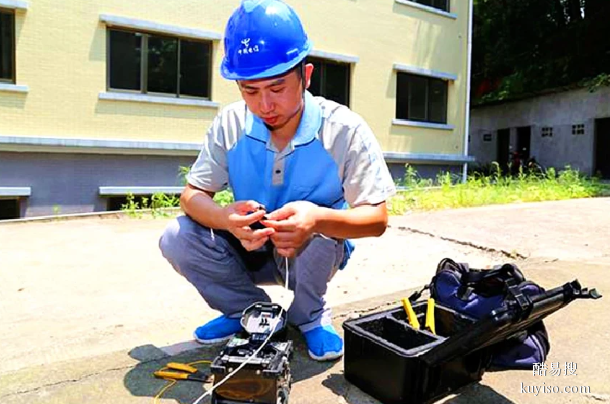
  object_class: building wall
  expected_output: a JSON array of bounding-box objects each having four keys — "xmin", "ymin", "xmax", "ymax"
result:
[
  {"xmin": 469, "ymin": 86, "xmax": 610, "ymax": 175},
  {"xmin": 2, "ymin": 0, "xmax": 470, "ymax": 152},
  {"xmin": 296, "ymin": 0, "xmax": 471, "ymax": 157},
  {"xmin": 0, "ymin": 151, "xmax": 194, "ymax": 217},
  {"xmin": 2, "ymin": 1, "xmax": 231, "ymax": 143},
  {"xmin": 0, "ymin": 0, "xmax": 472, "ymax": 216}
]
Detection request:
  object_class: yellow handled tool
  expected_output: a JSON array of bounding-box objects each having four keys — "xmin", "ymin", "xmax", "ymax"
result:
[
  {"xmin": 401, "ymin": 297, "xmax": 420, "ymax": 329},
  {"xmin": 154, "ymin": 362, "xmax": 212, "ymax": 383},
  {"xmin": 166, "ymin": 362, "xmax": 197, "ymax": 373},
  {"xmin": 154, "ymin": 370, "xmax": 190, "ymax": 380},
  {"xmin": 425, "ymin": 298, "xmax": 436, "ymax": 335}
]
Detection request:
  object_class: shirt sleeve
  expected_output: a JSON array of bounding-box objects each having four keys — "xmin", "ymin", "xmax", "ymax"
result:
[
  {"xmin": 186, "ymin": 113, "xmax": 229, "ymax": 193},
  {"xmin": 342, "ymin": 121, "xmax": 397, "ymax": 207}
]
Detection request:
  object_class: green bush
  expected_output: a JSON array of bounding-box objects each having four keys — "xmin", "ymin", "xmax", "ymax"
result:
[
  {"xmin": 389, "ymin": 164, "xmax": 604, "ymax": 215},
  {"xmin": 121, "ymin": 192, "xmax": 180, "ymax": 218},
  {"xmin": 123, "ymin": 164, "xmax": 605, "ymax": 218}
]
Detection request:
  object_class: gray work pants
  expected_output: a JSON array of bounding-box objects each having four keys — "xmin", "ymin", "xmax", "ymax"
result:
[{"xmin": 159, "ymin": 215, "xmax": 344, "ymax": 332}]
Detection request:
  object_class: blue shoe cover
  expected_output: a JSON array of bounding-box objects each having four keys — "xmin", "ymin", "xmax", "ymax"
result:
[
  {"xmin": 303, "ymin": 325, "xmax": 344, "ymax": 361},
  {"xmin": 193, "ymin": 315, "xmax": 242, "ymax": 344}
]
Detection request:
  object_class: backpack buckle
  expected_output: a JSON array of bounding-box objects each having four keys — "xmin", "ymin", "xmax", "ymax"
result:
[{"xmin": 505, "ymin": 278, "xmax": 532, "ymax": 319}]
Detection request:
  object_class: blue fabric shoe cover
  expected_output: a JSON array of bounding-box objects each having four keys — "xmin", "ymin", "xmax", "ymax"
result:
[
  {"xmin": 193, "ymin": 315, "xmax": 243, "ymax": 344},
  {"xmin": 303, "ymin": 325, "xmax": 344, "ymax": 361}
]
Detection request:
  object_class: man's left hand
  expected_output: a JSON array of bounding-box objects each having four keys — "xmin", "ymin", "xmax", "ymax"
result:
[{"xmin": 260, "ymin": 201, "xmax": 319, "ymax": 257}]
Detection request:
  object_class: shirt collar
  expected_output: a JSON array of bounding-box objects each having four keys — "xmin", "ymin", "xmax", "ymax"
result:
[{"xmin": 244, "ymin": 91, "xmax": 322, "ymax": 149}]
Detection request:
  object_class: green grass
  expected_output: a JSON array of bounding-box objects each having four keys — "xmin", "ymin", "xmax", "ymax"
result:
[
  {"xmin": 213, "ymin": 190, "xmax": 235, "ymax": 207},
  {"xmin": 123, "ymin": 165, "xmax": 607, "ymax": 218},
  {"xmin": 388, "ymin": 164, "xmax": 606, "ymax": 215},
  {"xmin": 121, "ymin": 192, "xmax": 181, "ymax": 218},
  {"xmin": 120, "ymin": 190, "xmax": 234, "ymax": 218}
]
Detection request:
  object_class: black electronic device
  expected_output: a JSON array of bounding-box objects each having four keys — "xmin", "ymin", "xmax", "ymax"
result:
[{"xmin": 210, "ymin": 302, "xmax": 292, "ymax": 404}]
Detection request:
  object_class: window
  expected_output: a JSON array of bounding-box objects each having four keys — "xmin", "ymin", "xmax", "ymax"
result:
[
  {"xmin": 108, "ymin": 29, "xmax": 212, "ymax": 99},
  {"xmin": 307, "ymin": 57, "xmax": 351, "ymax": 107},
  {"xmin": 413, "ymin": 0, "xmax": 450, "ymax": 12},
  {"xmin": 0, "ymin": 199, "xmax": 19, "ymax": 220},
  {"xmin": 572, "ymin": 124, "xmax": 585, "ymax": 135},
  {"xmin": 0, "ymin": 9, "xmax": 15, "ymax": 83},
  {"xmin": 541, "ymin": 127, "xmax": 553, "ymax": 138},
  {"xmin": 396, "ymin": 72, "xmax": 448, "ymax": 124}
]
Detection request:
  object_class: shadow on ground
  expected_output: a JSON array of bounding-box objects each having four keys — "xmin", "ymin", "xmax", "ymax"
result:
[
  {"xmin": 321, "ymin": 372, "xmax": 516, "ymax": 404},
  {"xmin": 123, "ymin": 327, "xmax": 336, "ymax": 403},
  {"xmin": 123, "ymin": 327, "xmax": 518, "ymax": 404}
]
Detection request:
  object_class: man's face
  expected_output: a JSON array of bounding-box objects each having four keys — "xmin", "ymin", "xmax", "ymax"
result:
[{"xmin": 238, "ymin": 64, "xmax": 313, "ymax": 131}]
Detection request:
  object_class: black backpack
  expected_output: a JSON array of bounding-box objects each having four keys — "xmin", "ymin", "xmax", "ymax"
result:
[{"xmin": 412, "ymin": 258, "xmax": 550, "ymax": 369}]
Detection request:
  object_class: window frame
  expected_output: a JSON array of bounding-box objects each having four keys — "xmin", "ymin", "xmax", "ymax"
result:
[
  {"xmin": 571, "ymin": 124, "xmax": 585, "ymax": 136},
  {"xmin": 414, "ymin": 0, "xmax": 450, "ymax": 13},
  {"xmin": 541, "ymin": 127, "xmax": 554, "ymax": 138},
  {"xmin": 0, "ymin": 7, "xmax": 16, "ymax": 84},
  {"xmin": 307, "ymin": 56, "xmax": 351, "ymax": 107},
  {"xmin": 106, "ymin": 27, "xmax": 213, "ymax": 100},
  {"xmin": 394, "ymin": 0, "xmax": 456, "ymax": 19},
  {"xmin": 395, "ymin": 72, "xmax": 448, "ymax": 125}
]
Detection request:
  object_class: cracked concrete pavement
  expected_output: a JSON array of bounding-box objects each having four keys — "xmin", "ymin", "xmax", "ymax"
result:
[{"xmin": 1, "ymin": 197, "xmax": 609, "ymax": 403}]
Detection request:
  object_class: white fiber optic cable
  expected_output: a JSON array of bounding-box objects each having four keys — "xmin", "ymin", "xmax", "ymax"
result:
[{"xmin": 191, "ymin": 257, "xmax": 291, "ymax": 404}]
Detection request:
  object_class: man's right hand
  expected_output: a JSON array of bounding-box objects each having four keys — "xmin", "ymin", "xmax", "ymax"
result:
[{"xmin": 223, "ymin": 200, "xmax": 275, "ymax": 251}]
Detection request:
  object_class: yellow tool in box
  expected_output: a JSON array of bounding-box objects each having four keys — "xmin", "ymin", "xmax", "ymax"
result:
[
  {"xmin": 401, "ymin": 297, "xmax": 420, "ymax": 329},
  {"xmin": 402, "ymin": 297, "xmax": 436, "ymax": 335},
  {"xmin": 153, "ymin": 362, "xmax": 212, "ymax": 383},
  {"xmin": 425, "ymin": 298, "xmax": 436, "ymax": 335}
]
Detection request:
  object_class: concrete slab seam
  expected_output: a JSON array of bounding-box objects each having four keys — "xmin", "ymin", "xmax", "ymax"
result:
[
  {"xmin": 584, "ymin": 393, "xmax": 610, "ymax": 402},
  {"xmin": 390, "ymin": 224, "xmax": 528, "ymax": 260},
  {"xmin": 0, "ymin": 364, "xmax": 139, "ymax": 400}
]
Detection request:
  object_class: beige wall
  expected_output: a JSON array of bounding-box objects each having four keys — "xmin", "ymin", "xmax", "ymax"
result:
[{"xmin": 0, "ymin": 0, "xmax": 470, "ymax": 155}]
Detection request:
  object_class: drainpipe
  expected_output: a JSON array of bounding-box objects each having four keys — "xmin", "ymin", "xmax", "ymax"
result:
[{"xmin": 462, "ymin": 0, "xmax": 474, "ymax": 183}]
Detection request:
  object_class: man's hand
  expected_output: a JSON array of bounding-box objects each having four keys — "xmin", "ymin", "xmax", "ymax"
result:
[
  {"xmin": 223, "ymin": 200, "xmax": 275, "ymax": 251},
  {"xmin": 261, "ymin": 201, "xmax": 319, "ymax": 257}
]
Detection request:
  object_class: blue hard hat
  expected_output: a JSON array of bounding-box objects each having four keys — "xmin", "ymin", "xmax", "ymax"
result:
[{"xmin": 221, "ymin": 0, "xmax": 312, "ymax": 80}]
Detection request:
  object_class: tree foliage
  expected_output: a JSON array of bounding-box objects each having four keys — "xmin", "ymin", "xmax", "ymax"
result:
[{"xmin": 472, "ymin": 0, "xmax": 610, "ymax": 104}]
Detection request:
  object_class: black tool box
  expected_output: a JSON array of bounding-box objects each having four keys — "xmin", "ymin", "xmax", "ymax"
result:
[{"xmin": 343, "ymin": 280, "xmax": 599, "ymax": 404}]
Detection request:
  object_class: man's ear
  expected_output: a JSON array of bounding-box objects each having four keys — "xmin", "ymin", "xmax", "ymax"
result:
[{"xmin": 303, "ymin": 63, "xmax": 314, "ymax": 90}]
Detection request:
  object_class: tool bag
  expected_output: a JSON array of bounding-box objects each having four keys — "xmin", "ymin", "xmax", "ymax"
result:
[{"xmin": 412, "ymin": 258, "xmax": 550, "ymax": 369}]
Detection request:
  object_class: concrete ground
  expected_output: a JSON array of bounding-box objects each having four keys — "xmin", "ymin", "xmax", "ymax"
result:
[{"xmin": 0, "ymin": 198, "xmax": 609, "ymax": 403}]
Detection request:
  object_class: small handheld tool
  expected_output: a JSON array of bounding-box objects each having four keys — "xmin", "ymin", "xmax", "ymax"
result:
[
  {"xmin": 249, "ymin": 204, "xmax": 267, "ymax": 230},
  {"xmin": 425, "ymin": 298, "xmax": 436, "ymax": 335},
  {"xmin": 154, "ymin": 362, "xmax": 212, "ymax": 383},
  {"xmin": 402, "ymin": 297, "xmax": 420, "ymax": 329}
]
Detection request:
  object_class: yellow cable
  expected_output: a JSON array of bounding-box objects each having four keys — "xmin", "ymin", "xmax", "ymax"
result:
[
  {"xmin": 153, "ymin": 360, "xmax": 212, "ymax": 404},
  {"xmin": 153, "ymin": 380, "xmax": 177, "ymax": 404}
]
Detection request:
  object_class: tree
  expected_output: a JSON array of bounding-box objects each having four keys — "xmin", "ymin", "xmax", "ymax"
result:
[{"xmin": 472, "ymin": 0, "xmax": 610, "ymax": 104}]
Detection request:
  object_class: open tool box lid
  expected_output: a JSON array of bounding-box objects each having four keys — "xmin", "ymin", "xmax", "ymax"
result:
[{"xmin": 421, "ymin": 279, "xmax": 601, "ymax": 366}]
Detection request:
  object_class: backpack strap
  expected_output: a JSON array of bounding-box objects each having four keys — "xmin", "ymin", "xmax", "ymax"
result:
[
  {"xmin": 409, "ymin": 283, "xmax": 430, "ymax": 302},
  {"xmin": 436, "ymin": 258, "xmax": 469, "ymax": 275},
  {"xmin": 431, "ymin": 258, "xmax": 473, "ymax": 301},
  {"xmin": 460, "ymin": 264, "xmax": 524, "ymax": 285},
  {"xmin": 408, "ymin": 258, "xmax": 465, "ymax": 301}
]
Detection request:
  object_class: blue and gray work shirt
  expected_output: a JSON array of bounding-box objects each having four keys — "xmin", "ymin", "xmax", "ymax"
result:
[{"xmin": 187, "ymin": 91, "xmax": 397, "ymax": 268}]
